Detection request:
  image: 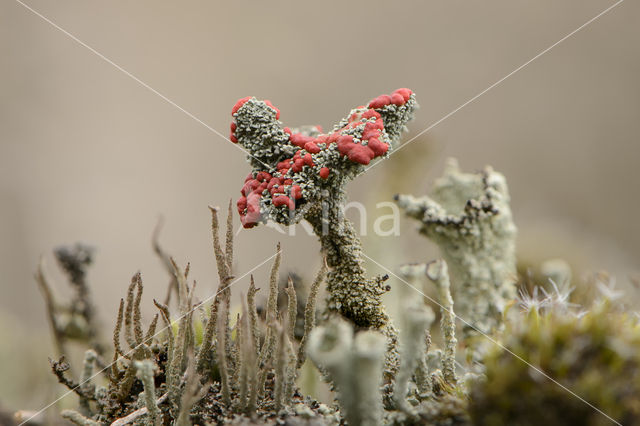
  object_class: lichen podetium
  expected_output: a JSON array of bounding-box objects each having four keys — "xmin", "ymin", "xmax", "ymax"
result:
[{"xmin": 396, "ymin": 159, "xmax": 517, "ymax": 336}]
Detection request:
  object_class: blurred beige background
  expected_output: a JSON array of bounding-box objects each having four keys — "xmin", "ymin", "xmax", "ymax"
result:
[{"xmin": 1, "ymin": 0, "xmax": 638, "ymax": 413}]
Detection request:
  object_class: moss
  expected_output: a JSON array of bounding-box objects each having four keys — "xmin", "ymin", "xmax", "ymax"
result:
[{"xmin": 470, "ymin": 302, "xmax": 640, "ymax": 425}]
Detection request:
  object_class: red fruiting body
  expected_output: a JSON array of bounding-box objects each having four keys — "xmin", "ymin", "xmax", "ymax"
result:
[
  {"xmin": 362, "ymin": 110, "xmax": 381, "ymax": 119},
  {"xmin": 291, "ymin": 159, "xmax": 304, "ymax": 173},
  {"xmin": 347, "ymin": 144, "xmax": 374, "ymax": 165},
  {"xmin": 291, "ymin": 185, "xmax": 302, "ymax": 200},
  {"xmin": 270, "ymin": 186, "xmax": 283, "ymax": 196},
  {"xmin": 315, "ymin": 134, "xmax": 329, "ymax": 144},
  {"xmin": 394, "ymin": 88, "xmax": 412, "ymax": 101},
  {"xmin": 336, "ymin": 135, "xmax": 355, "ymax": 156},
  {"xmin": 256, "ymin": 171, "xmax": 271, "ymax": 182},
  {"xmin": 237, "ymin": 196, "xmax": 247, "ymax": 214},
  {"xmin": 367, "ymin": 88, "xmax": 412, "ymax": 109},
  {"xmin": 239, "ymin": 192, "xmax": 262, "ymax": 228},
  {"xmin": 391, "ymin": 93, "xmax": 405, "ymax": 106},
  {"xmin": 362, "ymin": 124, "xmax": 380, "ymax": 140},
  {"xmin": 304, "ymin": 153, "xmax": 314, "ymax": 167},
  {"xmin": 290, "ymin": 133, "xmax": 314, "ymax": 148},
  {"xmin": 273, "ymin": 195, "xmax": 295, "ymax": 210},
  {"xmin": 319, "ymin": 167, "xmax": 330, "ymax": 179},
  {"xmin": 304, "ymin": 142, "xmax": 321, "ymax": 154},
  {"xmin": 368, "ymin": 94, "xmax": 392, "ymax": 109},
  {"xmin": 367, "ymin": 138, "xmax": 388, "ymax": 156},
  {"xmin": 232, "ymin": 96, "xmax": 252, "ymax": 115},
  {"xmin": 230, "ymin": 122, "xmax": 238, "ymax": 143},
  {"xmin": 241, "ymin": 180, "xmax": 257, "ymax": 196}
]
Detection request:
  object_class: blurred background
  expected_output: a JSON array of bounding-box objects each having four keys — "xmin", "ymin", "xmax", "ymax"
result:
[{"xmin": 1, "ymin": 0, "xmax": 638, "ymax": 416}]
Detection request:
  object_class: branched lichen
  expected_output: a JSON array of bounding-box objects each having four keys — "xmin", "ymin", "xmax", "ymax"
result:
[
  {"xmin": 396, "ymin": 159, "xmax": 517, "ymax": 335},
  {"xmin": 230, "ymin": 89, "xmax": 417, "ymax": 331}
]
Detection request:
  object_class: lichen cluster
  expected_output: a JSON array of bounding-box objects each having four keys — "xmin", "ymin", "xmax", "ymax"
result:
[
  {"xmin": 25, "ymin": 89, "xmax": 639, "ymax": 426},
  {"xmin": 41, "ymin": 206, "xmax": 339, "ymax": 425}
]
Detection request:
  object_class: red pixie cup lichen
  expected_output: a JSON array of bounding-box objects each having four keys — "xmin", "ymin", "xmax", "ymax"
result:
[
  {"xmin": 229, "ymin": 89, "xmax": 417, "ymax": 360},
  {"xmin": 230, "ymin": 88, "xmax": 417, "ymax": 230}
]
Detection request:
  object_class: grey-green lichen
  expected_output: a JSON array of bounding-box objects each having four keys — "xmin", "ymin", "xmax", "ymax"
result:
[
  {"xmin": 426, "ymin": 259, "xmax": 457, "ymax": 385},
  {"xmin": 396, "ymin": 159, "xmax": 517, "ymax": 335},
  {"xmin": 307, "ymin": 318, "xmax": 387, "ymax": 426},
  {"xmin": 393, "ymin": 301, "xmax": 435, "ymax": 414}
]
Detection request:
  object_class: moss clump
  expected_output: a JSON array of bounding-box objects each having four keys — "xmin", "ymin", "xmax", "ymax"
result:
[{"xmin": 470, "ymin": 302, "xmax": 640, "ymax": 426}]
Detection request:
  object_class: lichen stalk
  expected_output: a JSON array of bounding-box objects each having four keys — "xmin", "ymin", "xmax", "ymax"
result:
[
  {"xmin": 274, "ymin": 323, "xmax": 288, "ymax": 413},
  {"xmin": 134, "ymin": 360, "xmax": 161, "ymax": 425},
  {"xmin": 285, "ymin": 277, "xmax": 297, "ymax": 342},
  {"xmin": 303, "ymin": 199, "xmax": 390, "ymax": 329},
  {"xmin": 393, "ymin": 302, "xmax": 435, "ymax": 412},
  {"xmin": 60, "ymin": 410, "xmax": 99, "ymax": 426},
  {"xmin": 426, "ymin": 259, "xmax": 457, "ymax": 385},
  {"xmin": 79, "ymin": 350, "xmax": 97, "ymax": 416},
  {"xmin": 414, "ymin": 331, "xmax": 433, "ymax": 395},
  {"xmin": 352, "ymin": 331, "xmax": 387, "ymax": 426},
  {"xmin": 216, "ymin": 301, "xmax": 232, "ymax": 406},
  {"xmin": 307, "ymin": 318, "xmax": 386, "ymax": 426},
  {"xmin": 111, "ymin": 299, "xmax": 125, "ymax": 381},
  {"xmin": 247, "ymin": 276, "xmax": 260, "ymax": 353},
  {"xmin": 297, "ymin": 260, "xmax": 327, "ymax": 368}
]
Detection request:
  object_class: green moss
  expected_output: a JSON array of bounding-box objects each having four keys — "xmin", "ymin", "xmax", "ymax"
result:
[{"xmin": 471, "ymin": 303, "xmax": 640, "ymax": 425}]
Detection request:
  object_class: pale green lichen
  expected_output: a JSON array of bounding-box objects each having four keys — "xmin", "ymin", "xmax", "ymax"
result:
[
  {"xmin": 307, "ymin": 318, "xmax": 387, "ymax": 426},
  {"xmin": 393, "ymin": 301, "xmax": 435, "ymax": 413},
  {"xmin": 133, "ymin": 359, "xmax": 160, "ymax": 424},
  {"xmin": 426, "ymin": 259, "xmax": 457, "ymax": 385},
  {"xmin": 396, "ymin": 159, "xmax": 517, "ymax": 335}
]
